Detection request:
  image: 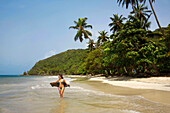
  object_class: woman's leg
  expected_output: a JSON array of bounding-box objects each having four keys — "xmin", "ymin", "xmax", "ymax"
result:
[
  {"xmin": 60, "ymin": 87, "xmax": 65, "ymax": 98},
  {"xmin": 58, "ymin": 87, "xmax": 61, "ymax": 97}
]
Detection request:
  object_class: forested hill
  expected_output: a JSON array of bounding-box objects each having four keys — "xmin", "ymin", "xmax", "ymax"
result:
[{"xmin": 27, "ymin": 49, "xmax": 89, "ymax": 75}]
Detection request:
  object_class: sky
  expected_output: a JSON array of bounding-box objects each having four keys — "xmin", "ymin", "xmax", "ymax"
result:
[{"xmin": 0, "ymin": 0, "xmax": 170, "ymax": 75}]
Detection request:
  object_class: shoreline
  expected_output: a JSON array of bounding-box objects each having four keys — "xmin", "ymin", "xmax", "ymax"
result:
[
  {"xmin": 1, "ymin": 75, "xmax": 170, "ymax": 112},
  {"xmin": 19, "ymin": 74, "xmax": 170, "ymax": 92},
  {"xmin": 85, "ymin": 76, "xmax": 170, "ymax": 105},
  {"xmin": 19, "ymin": 73, "xmax": 170, "ymax": 77},
  {"xmin": 89, "ymin": 76, "xmax": 170, "ymax": 91},
  {"xmin": 19, "ymin": 74, "xmax": 170, "ymax": 91}
]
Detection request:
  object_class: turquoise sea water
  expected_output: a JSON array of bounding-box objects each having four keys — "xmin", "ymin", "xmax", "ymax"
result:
[{"xmin": 0, "ymin": 75, "xmax": 170, "ymax": 113}]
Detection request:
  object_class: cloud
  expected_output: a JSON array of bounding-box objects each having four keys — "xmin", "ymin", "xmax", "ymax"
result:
[{"xmin": 44, "ymin": 50, "xmax": 57, "ymax": 59}]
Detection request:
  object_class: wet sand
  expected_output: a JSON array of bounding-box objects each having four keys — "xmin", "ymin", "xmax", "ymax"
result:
[
  {"xmin": 88, "ymin": 77, "xmax": 170, "ymax": 105},
  {"xmin": 1, "ymin": 75, "xmax": 170, "ymax": 113}
]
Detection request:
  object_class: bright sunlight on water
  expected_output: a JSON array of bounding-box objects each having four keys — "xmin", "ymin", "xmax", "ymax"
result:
[{"xmin": 0, "ymin": 75, "xmax": 170, "ymax": 113}]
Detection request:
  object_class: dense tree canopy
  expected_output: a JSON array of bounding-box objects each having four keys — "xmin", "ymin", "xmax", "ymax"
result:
[
  {"xmin": 28, "ymin": 49, "xmax": 89, "ymax": 75},
  {"xmin": 26, "ymin": 0, "xmax": 169, "ymax": 77}
]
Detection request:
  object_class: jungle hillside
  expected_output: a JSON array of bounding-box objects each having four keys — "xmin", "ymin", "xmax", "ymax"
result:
[{"xmin": 25, "ymin": 0, "xmax": 170, "ymax": 77}]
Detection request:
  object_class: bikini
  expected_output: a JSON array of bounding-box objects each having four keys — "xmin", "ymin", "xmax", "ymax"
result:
[{"xmin": 58, "ymin": 81, "xmax": 64, "ymax": 90}]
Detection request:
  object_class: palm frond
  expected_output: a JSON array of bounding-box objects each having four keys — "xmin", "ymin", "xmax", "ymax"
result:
[
  {"xmin": 82, "ymin": 30, "xmax": 89, "ymax": 39},
  {"xmin": 74, "ymin": 21, "xmax": 78, "ymax": 24},
  {"xmin": 85, "ymin": 30, "xmax": 92, "ymax": 36},
  {"xmin": 69, "ymin": 26, "xmax": 78, "ymax": 29},
  {"xmin": 74, "ymin": 29, "xmax": 82, "ymax": 42},
  {"xmin": 85, "ymin": 25, "xmax": 93, "ymax": 29}
]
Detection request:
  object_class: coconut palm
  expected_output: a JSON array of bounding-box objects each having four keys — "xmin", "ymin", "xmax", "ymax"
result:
[
  {"xmin": 128, "ymin": 14, "xmax": 151, "ymax": 30},
  {"xmin": 129, "ymin": 3, "xmax": 152, "ymax": 30},
  {"xmin": 87, "ymin": 39, "xmax": 95, "ymax": 51},
  {"xmin": 117, "ymin": 0, "xmax": 164, "ymax": 35},
  {"xmin": 97, "ymin": 31, "xmax": 109, "ymax": 44},
  {"xmin": 137, "ymin": 0, "xmax": 165, "ymax": 36},
  {"xmin": 109, "ymin": 14, "xmax": 126, "ymax": 33},
  {"xmin": 69, "ymin": 17, "xmax": 93, "ymax": 42},
  {"xmin": 69, "ymin": 17, "xmax": 103, "ymax": 52},
  {"xmin": 117, "ymin": 0, "xmax": 138, "ymax": 16},
  {"xmin": 130, "ymin": 3, "xmax": 151, "ymax": 20}
]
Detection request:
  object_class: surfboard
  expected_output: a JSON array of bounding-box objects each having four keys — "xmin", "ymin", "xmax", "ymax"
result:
[{"xmin": 50, "ymin": 82, "xmax": 70, "ymax": 87}]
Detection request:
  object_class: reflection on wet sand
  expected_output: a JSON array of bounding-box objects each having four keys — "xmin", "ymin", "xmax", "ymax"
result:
[
  {"xmin": 1, "ymin": 76, "xmax": 170, "ymax": 113},
  {"xmin": 50, "ymin": 99, "xmax": 66, "ymax": 113}
]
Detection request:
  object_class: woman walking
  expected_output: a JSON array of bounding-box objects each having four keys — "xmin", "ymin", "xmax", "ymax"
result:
[{"xmin": 50, "ymin": 74, "xmax": 70, "ymax": 98}]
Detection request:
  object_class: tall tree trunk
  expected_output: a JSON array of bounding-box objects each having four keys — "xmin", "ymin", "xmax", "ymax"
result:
[
  {"xmin": 144, "ymin": 63, "xmax": 148, "ymax": 72},
  {"xmin": 148, "ymin": 0, "xmax": 165, "ymax": 36},
  {"xmin": 152, "ymin": 62, "xmax": 159, "ymax": 75},
  {"xmin": 124, "ymin": 66, "xmax": 128, "ymax": 73},
  {"xmin": 117, "ymin": 67, "xmax": 120, "ymax": 75},
  {"xmin": 142, "ymin": 63, "xmax": 146, "ymax": 73}
]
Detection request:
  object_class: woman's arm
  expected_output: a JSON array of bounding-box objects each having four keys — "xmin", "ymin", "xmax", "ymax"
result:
[
  {"xmin": 63, "ymin": 79, "xmax": 70, "ymax": 87},
  {"xmin": 52, "ymin": 79, "xmax": 59, "ymax": 83}
]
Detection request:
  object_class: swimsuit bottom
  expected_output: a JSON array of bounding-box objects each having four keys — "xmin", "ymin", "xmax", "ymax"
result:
[{"xmin": 59, "ymin": 87, "xmax": 64, "ymax": 90}]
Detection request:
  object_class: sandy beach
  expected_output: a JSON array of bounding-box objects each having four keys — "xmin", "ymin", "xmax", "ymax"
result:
[
  {"xmin": 89, "ymin": 76, "xmax": 170, "ymax": 91},
  {"xmin": 1, "ymin": 75, "xmax": 170, "ymax": 113},
  {"xmin": 88, "ymin": 76, "xmax": 170, "ymax": 105}
]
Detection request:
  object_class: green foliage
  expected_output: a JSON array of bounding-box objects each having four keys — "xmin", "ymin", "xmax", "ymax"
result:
[
  {"xmin": 117, "ymin": 0, "xmax": 138, "ymax": 9},
  {"xmin": 97, "ymin": 30, "xmax": 109, "ymax": 46},
  {"xmin": 23, "ymin": 71, "xmax": 27, "ymax": 75},
  {"xmin": 109, "ymin": 14, "xmax": 126, "ymax": 33},
  {"xmin": 87, "ymin": 39, "xmax": 95, "ymax": 51},
  {"xmin": 28, "ymin": 4, "xmax": 169, "ymax": 76},
  {"xmin": 69, "ymin": 17, "xmax": 92, "ymax": 42},
  {"xmin": 82, "ymin": 49, "xmax": 105, "ymax": 75},
  {"xmin": 103, "ymin": 15, "xmax": 169, "ymax": 75},
  {"xmin": 130, "ymin": 3, "xmax": 152, "ymax": 21},
  {"xmin": 28, "ymin": 49, "xmax": 89, "ymax": 75}
]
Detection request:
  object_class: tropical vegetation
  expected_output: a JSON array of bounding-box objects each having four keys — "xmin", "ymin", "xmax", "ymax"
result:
[
  {"xmin": 27, "ymin": 49, "xmax": 89, "ymax": 75},
  {"xmin": 26, "ymin": 0, "xmax": 169, "ymax": 77}
]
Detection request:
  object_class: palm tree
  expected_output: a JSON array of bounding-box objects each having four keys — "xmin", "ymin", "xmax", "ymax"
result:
[
  {"xmin": 129, "ymin": 3, "xmax": 152, "ymax": 30},
  {"xmin": 117, "ymin": 0, "xmax": 165, "ymax": 36},
  {"xmin": 109, "ymin": 14, "xmax": 126, "ymax": 33},
  {"xmin": 117, "ymin": 0, "xmax": 138, "ymax": 16},
  {"xmin": 128, "ymin": 14, "xmax": 151, "ymax": 30},
  {"xmin": 69, "ymin": 17, "xmax": 103, "ymax": 52},
  {"xmin": 130, "ymin": 3, "xmax": 151, "ymax": 20},
  {"xmin": 87, "ymin": 39, "xmax": 95, "ymax": 51},
  {"xmin": 138, "ymin": 0, "xmax": 165, "ymax": 36},
  {"xmin": 69, "ymin": 17, "xmax": 93, "ymax": 42},
  {"xmin": 97, "ymin": 30, "xmax": 109, "ymax": 44}
]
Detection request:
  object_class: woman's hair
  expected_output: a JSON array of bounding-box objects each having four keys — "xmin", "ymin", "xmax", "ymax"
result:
[{"xmin": 59, "ymin": 74, "xmax": 63, "ymax": 79}]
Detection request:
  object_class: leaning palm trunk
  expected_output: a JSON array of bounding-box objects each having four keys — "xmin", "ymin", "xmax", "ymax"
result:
[
  {"xmin": 88, "ymin": 37, "xmax": 103, "ymax": 52},
  {"xmin": 148, "ymin": 0, "xmax": 165, "ymax": 36}
]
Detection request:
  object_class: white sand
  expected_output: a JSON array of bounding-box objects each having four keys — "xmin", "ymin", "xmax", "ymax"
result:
[
  {"xmin": 65, "ymin": 75, "xmax": 87, "ymax": 77},
  {"xmin": 89, "ymin": 77, "xmax": 170, "ymax": 91}
]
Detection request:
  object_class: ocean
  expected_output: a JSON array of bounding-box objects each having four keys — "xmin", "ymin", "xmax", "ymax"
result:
[{"xmin": 0, "ymin": 75, "xmax": 169, "ymax": 113}]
